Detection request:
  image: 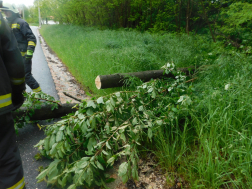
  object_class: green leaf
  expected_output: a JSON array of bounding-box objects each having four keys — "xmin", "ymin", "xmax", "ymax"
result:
[
  {"xmin": 118, "ymin": 162, "xmax": 128, "ymax": 177},
  {"xmin": 62, "ymin": 174, "xmax": 68, "ymax": 187},
  {"xmin": 34, "ymin": 153, "xmax": 42, "ymax": 160},
  {"xmin": 86, "ymin": 132, "xmax": 93, "ymax": 138},
  {"xmin": 156, "ymin": 120, "xmax": 163, "ymax": 126},
  {"xmin": 64, "ymin": 141, "xmax": 71, "ymax": 152},
  {"xmin": 67, "ymin": 184, "xmax": 76, "ymax": 189},
  {"xmin": 48, "ymin": 165, "xmax": 59, "ymax": 182},
  {"xmin": 138, "ymin": 106, "xmax": 144, "ymax": 111},
  {"xmin": 57, "ymin": 149, "xmax": 64, "ymax": 158},
  {"xmin": 110, "ymin": 97, "xmax": 116, "ymax": 107},
  {"xmin": 78, "ymin": 113, "xmax": 85, "ymax": 119},
  {"xmin": 60, "ymin": 145, "xmax": 66, "ymax": 155},
  {"xmin": 87, "ymin": 167, "xmax": 93, "ymax": 186},
  {"xmin": 132, "ymin": 117, "xmax": 138, "ymax": 125},
  {"xmin": 47, "ymin": 159, "xmax": 61, "ymax": 174},
  {"xmin": 87, "ymin": 100, "xmax": 96, "ymax": 108},
  {"xmin": 96, "ymin": 161, "xmax": 104, "ymax": 170},
  {"xmin": 106, "ymin": 103, "xmax": 112, "ymax": 112},
  {"xmin": 86, "ymin": 108, "xmax": 94, "ymax": 116},
  {"xmin": 44, "ymin": 137, "xmax": 50, "ymax": 151},
  {"xmin": 56, "ymin": 130, "xmax": 63, "ymax": 142},
  {"xmin": 36, "ymin": 168, "xmax": 48, "ymax": 180},
  {"xmin": 77, "ymin": 160, "xmax": 88, "ymax": 169},
  {"xmin": 59, "ymin": 125, "xmax": 66, "ymax": 130},
  {"xmin": 77, "ymin": 170, "xmax": 85, "ymax": 185},
  {"xmin": 148, "ymin": 121, "xmax": 152, "ymax": 127},
  {"xmin": 148, "ymin": 87, "xmax": 153, "ymax": 93},
  {"xmin": 25, "ymin": 115, "xmax": 30, "ymax": 122},
  {"xmin": 107, "ymin": 156, "xmax": 116, "ymax": 165},
  {"xmin": 106, "ymin": 141, "xmax": 111, "ymax": 149},
  {"xmin": 66, "ymin": 126, "xmax": 72, "ymax": 136},
  {"xmin": 49, "ymin": 135, "xmax": 56, "ymax": 148},
  {"xmin": 120, "ymin": 133, "xmax": 126, "ymax": 142},
  {"xmin": 172, "ymin": 107, "xmax": 178, "ymax": 112},
  {"xmin": 97, "ymin": 97, "xmax": 104, "ymax": 104},
  {"xmin": 87, "ymin": 137, "xmax": 96, "ymax": 152},
  {"xmin": 121, "ymin": 174, "xmax": 128, "ymax": 183},
  {"xmin": 81, "ymin": 121, "xmax": 88, "ymax": 134},
  {"xmin": 102, "ymin": 150, "xmax": 109, "ymax": 155},
  {"xmin": 50, "ymin": 143, "xmax": 58, "ymax": 155},
  {"xmin": 148, "ymin": 128, "xmax": 153, "ymax": 139},
  {"xmin": 115, "ymin": 92, "xmax": 123, "ymax": 102},
  {"xmin": 131, "ymin": 107, "xmax": 135, "ymax": 115},
  {"xmin": 91, "ymin": 117, "xmax": 96, "ymax": 129},
  {"xmin": 105, "ymin": 123, "xmax": 110, "ymax": 134}
]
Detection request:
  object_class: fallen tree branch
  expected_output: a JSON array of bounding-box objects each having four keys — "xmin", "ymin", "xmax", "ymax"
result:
[
  {"xmin": 63, "ymin": 92, "xmax": 82, "ymax": 102},
  {"xmin": 13, "ymin": 103, "xmax": 77, "ymax": 121},
  {"xmin": 95, "ymin": 66, "xmax": 196, "ymax": 89},
  {"xmin": 185, "ymin": 77, "xmax": 198, "ymax": 83}
]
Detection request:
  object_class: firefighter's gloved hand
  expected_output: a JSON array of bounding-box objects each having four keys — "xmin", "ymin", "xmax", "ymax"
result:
[
  {"xmin": 12, "ymin": 91, "xmax": 25, "ymax": 111},
  {"xmin": 26, "ymin": 50, "xmax": 34, "ymax": 59}
]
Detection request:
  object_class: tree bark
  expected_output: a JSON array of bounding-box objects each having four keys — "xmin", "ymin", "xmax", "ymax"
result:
[
  {"xmin": 95, "ymin": 66, "xmax": 195, "ymax": 89},
  {"xmin": 177, "ymin": 0, "xmax": 182, "ymax": 33},
  {"xmin": 13, "ymin": 103, "xmax": 77, "ymax": 121},
  {"xmin": 200, "ymin": 0, "xmax": 216, "ymax": 42},
  {"xmin": 186, "ymin": 0, "xmax": 191, "ymax": 35}
]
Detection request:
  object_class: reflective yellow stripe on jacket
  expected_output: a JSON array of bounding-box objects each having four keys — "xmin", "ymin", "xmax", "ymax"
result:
[
  {"xmin": 7, "ymin": 177, "xmax": 25, "ymax": 189},
  {"xmin": 0, "ymin": 93, "xmax": 12, "ymax": 108},
  {"xmin": 11, "ymin": 23, "xmax": 20, "ymax": 29},
  {"xmin": 28, "ymin": 41, "xmax": 36, "ymax": 46},
  {"xmin": 21, "ymin": 52, "xmax": 26, "ymax": 56},
  {"xmin": 32, "ymin": 86, "xmax": 41, "ymax": 92},
  {"xmin": 11, "ymin": 77, "xmax": 25, "ymax": 85}
]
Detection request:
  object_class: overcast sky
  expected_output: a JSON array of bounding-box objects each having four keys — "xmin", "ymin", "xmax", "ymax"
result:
[{"xmin": 8, "ymin": 0, "xmax": 34, "ymax": 7}]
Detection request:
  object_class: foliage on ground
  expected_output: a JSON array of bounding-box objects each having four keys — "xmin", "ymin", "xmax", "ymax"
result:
[
  {"xmin": 34, "ymin": 63, "xmax": 195, "ymax": 188},
  {"xmin": 15, "ymin": 55, "xmax": 252, "ymax": 188},
  {"xmin": 37, "ymin": 22, "xmax": 252, "ymax": 188}
]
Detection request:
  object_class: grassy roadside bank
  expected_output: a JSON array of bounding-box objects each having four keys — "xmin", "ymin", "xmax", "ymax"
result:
[
  {"xmin": 40, "ymin": 25, "xmax": 218, "ymax": 96},
  {"xmin": 29, "ymin": 23, "xmax": 39, "ymax": 26},
  {"xmin": 39, "ymin": 25, "xmax": 252, "ymax": 188}
]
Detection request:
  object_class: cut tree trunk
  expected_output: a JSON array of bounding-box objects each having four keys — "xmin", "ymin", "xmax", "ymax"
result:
[
  {"xmin": 13, "ymin": 103, "xmax": 77, "ymax": 121},
  {"xmin": 95, "ymin": 66, "xmax": 195, "ymax": 89}
]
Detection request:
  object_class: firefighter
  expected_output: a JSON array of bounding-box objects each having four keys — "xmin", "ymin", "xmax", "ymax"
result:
[
  {"xmin": 0, "ymin": 2, "xmax": 41, "ymax": 93},
  {"xmin": 0, "ymin": 2, "xmax": 26, "ymax": 188}
]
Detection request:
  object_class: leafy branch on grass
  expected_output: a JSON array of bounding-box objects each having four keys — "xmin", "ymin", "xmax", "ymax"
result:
[{"xmin": 33, "ymin": 63, "xmax": 194, "ymax": 189}]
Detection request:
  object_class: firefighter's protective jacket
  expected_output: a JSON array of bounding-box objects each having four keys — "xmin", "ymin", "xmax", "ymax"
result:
[
  {"xmin": 6, "ymin": 13, "xmax": 36, "ymax": 56},
  {"xmin": 0, "ymin": 13, "xmax": 25, "ymax": 116}
]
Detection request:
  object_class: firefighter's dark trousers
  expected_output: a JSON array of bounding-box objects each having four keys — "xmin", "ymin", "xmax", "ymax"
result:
[
  {"xmin": 0, "ymin": 113, "xmax": 25, "ymax": 189},
  {"xmin": 23, "ymin": 57, "xmax": 41, "ymax": 92}
]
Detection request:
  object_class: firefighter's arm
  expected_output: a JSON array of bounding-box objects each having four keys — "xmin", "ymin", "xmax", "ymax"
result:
[
  {"xmin": 20, "ymin": 22, "xmax": 36, "ymax": 59},
  {"xmin": 1, "ymin": 16, "xmax": 25, "ymax": 107}
]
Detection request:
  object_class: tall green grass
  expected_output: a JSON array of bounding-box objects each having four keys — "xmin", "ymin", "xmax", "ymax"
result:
[
  {"xmin": 40, "ymin": 25, "xmax": 252, "ymax": 188},
  {"xmin": 40, "ymin": 25, "xmax": 219, "ymax": 95},
  {"xmin": 153, "ymin": 54, "xmax": 252, "ymax": 188}
]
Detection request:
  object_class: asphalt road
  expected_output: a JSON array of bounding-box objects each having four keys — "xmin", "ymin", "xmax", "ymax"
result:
[
  {"xmin": 16, "ymin": 26, "xmax": 59, "ymax": 189},
  {"xmin": 25, "ymin": 26, "xmax": 59, "ymax": 96}
]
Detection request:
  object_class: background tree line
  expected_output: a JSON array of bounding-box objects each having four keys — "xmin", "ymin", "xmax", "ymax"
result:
[{"xmin": 26, "ymin": 0, "xmax": 252, "ymax": 47}]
